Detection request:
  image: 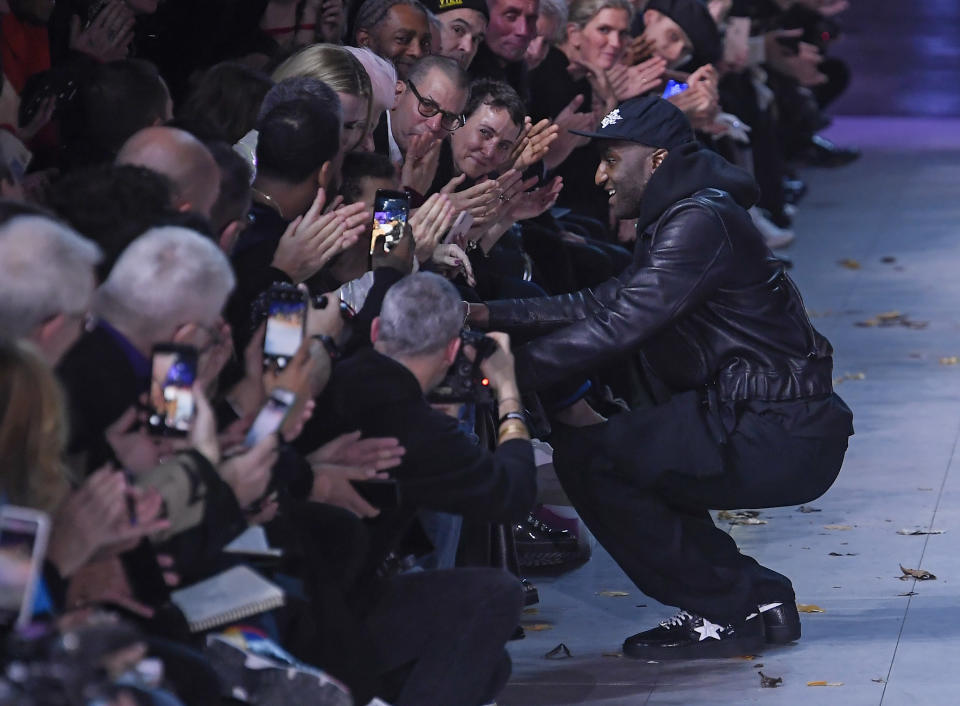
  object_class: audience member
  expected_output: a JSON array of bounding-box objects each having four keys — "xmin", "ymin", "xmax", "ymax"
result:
[
  {"xmin": 353, "ymin": 0, "xmax": 432, "ymax": 80},
  {"xmin": 424, "ymin": 0, "xmax": 488, "ymax": 69},
  {"xmin": 469, "ymin": 0, "xmax": 538, "ymax": 100},
  {"xmin": 176, "ymin": 61, "xmax": 274, "ymax": 144}
]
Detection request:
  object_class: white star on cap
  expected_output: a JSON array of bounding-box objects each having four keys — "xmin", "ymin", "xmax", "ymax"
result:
[
  {"xmin": 601, "ymin": 108, "xmax": 622, "ymax": 129},
  {"xmin": 693, "ymin": 618, "xmax": 723, "ymax": 641}
]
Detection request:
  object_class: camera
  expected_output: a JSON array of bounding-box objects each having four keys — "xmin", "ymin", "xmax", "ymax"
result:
[{"xmin": 428, "ymin": 330, "xmax": 498, "ymax": 405}]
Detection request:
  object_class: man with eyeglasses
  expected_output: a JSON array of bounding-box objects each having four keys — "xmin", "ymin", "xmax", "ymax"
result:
[{"xmin": 380, "ymin": 55, "xmax": 470, "ymax": 166}]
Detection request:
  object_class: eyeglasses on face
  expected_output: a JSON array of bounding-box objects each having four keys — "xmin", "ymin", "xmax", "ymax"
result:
[{"xmin": 406, "ymin": 79, "xmax": 465, "ymax": 132}]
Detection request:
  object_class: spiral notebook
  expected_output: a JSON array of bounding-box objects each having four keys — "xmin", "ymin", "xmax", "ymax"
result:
[{"xmin": 171, "ymin": 566, "xmax": 285, "ymax": 633}]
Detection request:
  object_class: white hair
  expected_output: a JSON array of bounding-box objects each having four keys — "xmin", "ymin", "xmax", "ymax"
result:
[
  {"xmin": 378, "ymin": 272, "xmax": 464, "ymax": 357},
  {"xmin": 0, "ymin": 215, "xmax": 102, "ymax": 338},
  {"xmin": 95, "ymin": 226, "xmax": 236, "ymax": 339},
  {"xmin": 343, "ymin": 46, "xmax": 399, "ymax": 114}
]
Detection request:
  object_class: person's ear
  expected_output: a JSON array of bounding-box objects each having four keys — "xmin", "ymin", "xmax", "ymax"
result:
[
  {"xmin": 393, "ymin": 78, "xmax": 406, "ymax": 108},
  {"xmin": 651, "ymin": 148, "xmax": 668, "ymax": 171},
  {"xmin": 218, "ymin": 219, "xmax": 244, "ymax": 256},
  {"xmin": 370, "ymin": 316, "xmax": 381, "ymax": 344},
  {"xmin": 318, "ymin": 161, "xmax": 332, "ymax": 190},
  {"xmin": 643, "ymin": 9, "xmax": 657, "ymax": 26},
  {"xmin": 32, "ymin": 314, "xmax": 69, "ymax": 360},
  {"xmin": 565, "ymin": 22, "xmax": 580, "ymax": 48},
  {"xmin": 355, "ymin": 27, "xmax": 371, "ymax": 47},
  {"xmin": 445, "ymin": 336, "xmax": 461, "ymax": 366}
]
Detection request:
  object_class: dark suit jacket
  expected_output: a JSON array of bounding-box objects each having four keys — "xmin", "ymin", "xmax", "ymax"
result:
[{"xmin": 297, "ymin": 348, "xmax": 537, "ymax": 570}]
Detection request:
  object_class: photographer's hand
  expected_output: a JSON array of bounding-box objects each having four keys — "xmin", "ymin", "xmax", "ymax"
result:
[{"xmin": 476, "ymin": 331, "xmax": 520, "ymax": 401}]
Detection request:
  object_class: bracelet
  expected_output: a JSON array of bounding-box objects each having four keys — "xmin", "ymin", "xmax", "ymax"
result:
[
  {"xmin": 499, "ymin": 411, "xmax": 527, "ymax": 427},
  {"xmin": 498, "ymin": 420, "xmax": 529, "ymax": 442},
  {"xmin": 311, "ymin": 334, "xmax": 341, "ymax": 360}
]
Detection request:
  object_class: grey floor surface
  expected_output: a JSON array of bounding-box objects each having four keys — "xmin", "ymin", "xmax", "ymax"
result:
[{"xmin": 501, "ymin": 117, "xmax": 960, "ymax": 705}]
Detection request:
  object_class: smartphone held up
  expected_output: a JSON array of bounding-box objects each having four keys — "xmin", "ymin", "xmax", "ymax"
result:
[
  {"xmin": 370, "ymin": 189, "xmax": 410, "ymax": 255},
  {"xmin": 263, "ymin": 284, "xmax": 307, "ymax": 370},
  {"xmin": 147, "ymin": 344, "xmax": 198, "ymax": 437}
]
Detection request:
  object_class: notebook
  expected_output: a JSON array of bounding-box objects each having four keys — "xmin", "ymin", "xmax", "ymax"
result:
[{"xmin": 171, "ymin": 566, "xmax": 285, "ymax": 633}]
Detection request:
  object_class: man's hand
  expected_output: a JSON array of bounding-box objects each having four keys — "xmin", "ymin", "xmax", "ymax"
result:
[
  {"xmin": 372, "ymin": 222, "xmax": 417, "ymax": 274},
  {"xmin": 409, "ymin": 192, "xmax": 455, "ymax": 262},
  {"xmin": 308, "ymin": 430, "xmax": 405, "ymax": 475},
  {"xmin": 475, "ymin": 331, "xmax": 519, "ymax": 398},
  {"xmin": 544, "ymin": 95, "xmax": 593, "ymax": 170},
  {"xmin": 623, "ymin": 34, "xmax": 656, "ymax": 66},
  {"xmin": 568, "ymin": 56, "xmax": 618, "ymax": 114},
  {"xmin": 608, "ymin": 56, "xmax": 668, "ymax": 101},
  {"xmin": 310, "ymin": 476, "xmax": 380, "ymax": 517},
  {"xmin": 443, "ymin": 176, "xmax": 500, "ymax": 224},
  {"xmin": 401, "ymin": 133, "xmax": 444, "ymax": 195},
  {"xmin": 502, "ymin": 118, "xmax": 559, "ymax": 173},
  {"xmin": 220, "ymin": 435, "xmax": 278, "ymax": 509},
  {"xmin": 227, "ymin": 324, "xmax": 267, "ymax": 418},
  {"xmin": 186, "ymin": 386, "xmax": 220, "ymax": 466},
  {"xmin": 69, "ymin": 0, "xmax": 135, "ymax": 62},
  {"xmin": 46, "ymin": 467, "xmax": 170, "ymax": 578},
  {"xmin": 271, "ymin": 188, "xmax": 370, "ymax": 283},
  {"xmin": 764, "ymin": 29, "xmax": 827, "ymax": 86},
  {"xmin": 316, "ymin": 0, "xmax": 346, "ymax": 42}
]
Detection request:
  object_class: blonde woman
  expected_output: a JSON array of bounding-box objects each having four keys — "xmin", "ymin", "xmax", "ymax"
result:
[{"xmin": 273, "ymin": 43, "xmax": 376, "ymax": 153}]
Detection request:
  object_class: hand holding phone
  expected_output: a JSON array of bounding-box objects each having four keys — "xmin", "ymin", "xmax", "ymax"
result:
[
  {"xmin": 0, "ymin": 506, "xmax": 51, "ymax": 629},
  {"xmin": 370, "ymin": 189, "xmax": 410, "ymax": 255},
  {"xmin": 245, "ymin": 388, "xmax": 297, "ymax": 447}
]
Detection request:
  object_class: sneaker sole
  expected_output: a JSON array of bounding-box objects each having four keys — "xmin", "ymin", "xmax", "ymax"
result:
[
  {"xmin": 623, "ymin": 633, "xmax": 766, "ymax": 660},
  {"xmin": 765, "ymin": 622, "xmax": 801, "ymax": 644}
]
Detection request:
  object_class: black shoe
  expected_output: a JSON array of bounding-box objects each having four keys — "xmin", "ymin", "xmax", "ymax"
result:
[
  {"xmin": 623, "ymin": 610, "xmax": 765, "ymax": 660},
  {"xmin": 520, "ymin": 577, "xmax": 540, "ymax": 606},
  {"xmin": 515, "ymin": 513, "xmax": 585, "ymax": 569},
  {"xmin": 756, "ymin": 601, "xmax": 801, "ymax": 644},
  {"xmin": 800, "ymin": 134, "xmax": 861, "ymax": 168}
]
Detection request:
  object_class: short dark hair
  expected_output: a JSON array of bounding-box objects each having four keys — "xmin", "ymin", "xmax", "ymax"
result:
[
  {"xmin": 407, "ymin": 55, "xmax": 469, "ymax": 94},
  {"xmin": 44, "ymin": 165, "xmax": 178, "ymax": 278},
  {"xmin": 178, "ymin": 62, "xmax": 274, "ymax": 144},
  {"xmin": 258, "ymin": 76, "xmax": 343, "ymax": 122},
  {"xmin": 339, "ymin": 151, "xmax": 396, "ymax": 203},
  {"xmin": 256, "ymin": 93, "xmax": 342, "ymax": 183},
  {"xmin": 64, "ymin": 59, "xmax": 170, "ymax": 166},
  {"xmin": 465, "ymin": 79, "xmax": 525, "ymax": 127},
  {"xmin": 206, "ymin": 142, "xmax": 252, "ymax": 234},
  {"xmin": 355, "ymin": 0, "xmax": 428, "ymax": 33}
]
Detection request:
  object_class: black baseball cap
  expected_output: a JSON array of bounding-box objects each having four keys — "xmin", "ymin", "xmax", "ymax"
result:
[
  {"xmin": 570, "ymin": 96, "xmax": 695, "ymax": 150},
  {"xmin": 423, "ymin": 0, "xmax": 489, "ymax": 20}
]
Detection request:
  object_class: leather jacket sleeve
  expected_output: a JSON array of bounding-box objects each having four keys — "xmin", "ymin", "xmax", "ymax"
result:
[{"xmin": 494, "ymin": 201, "xmax": 734, "ymax": 390}]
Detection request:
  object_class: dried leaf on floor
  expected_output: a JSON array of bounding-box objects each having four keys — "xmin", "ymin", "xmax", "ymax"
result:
[
  {"xmin": 797, "ymin": 604, "xmax": 825, "ymax": 613},
  {"xmin": 807, "ymin": 681, "xmax": 844, "ymax": 687},
  {"xmin": 838, "ymin": 258, "xmax": 861, "ymax": 270},
  {"xmin": 733, "ymin": 517, "xmax": 768, "ymax": 525},
  {"xmin": 544, "ymin": 643, "xmax": 572, "ymax": 659},
  {"xmin": 759, "ymin": 672, "xmax": 783, "ymax": 688},
  {"xmin": 940, "ymin": 356, "xmax": 959, "ymax": 366},
  {"xmin": 737, "ymin": 655, "xmax": 759, "ymax": 661},
  {"xmin": 522, "ymin": 607, "xmax": 538, "ymax": 615},
  {"xmin": 596, "ymin": 591, "xmax": 630, "ymax": 597},
  {"xmin": 856, "ymin": 312, "xmax": 927, "ymax": 329},
  {"xmin": 872, "ymin": 678, "xmax": 886, "ymax": 683},
  {"xmin": 897, "ymin": 591, "xmax": 917, "ymax": 597},
  {"xmin": 524, "ymin": 623, "xmax": 554, "ymax": 631},
  {"xmin": 881, "ymin": 256, "xmax": 897, "ymax": 264},
  {"xmin": 797, "ymin": 505, "xmax": 822, "ymax": 513},
  {"xmin": 829, "ymin": 552, "xmax": 858, "ymax": 556},
  {"xmin": 602, "ymin": 651, "xmax": 623, "ymax": 658},
  {"xmin": 718, "ymin": 510, "xmax": 760, "ymax": 520},
  {"xmin": 833, "ymin": 373, "xmax": 865, "ymax": 385},
  {"xmin": 899, "ymin": 565, "xmax": 936, "ymax": 580},
  {"xmin": 824, "ymin": 524, "xmax": 853, "ymax": 530},
  {"xmin": 897, "ymin": 528, "xmax": 945, "ymax": 535},
  {"xmin": 754, "ymin": 663, "xmax": 764, "ymax": 669}
]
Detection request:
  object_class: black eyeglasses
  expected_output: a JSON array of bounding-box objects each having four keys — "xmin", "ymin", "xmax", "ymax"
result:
[{"xmin": 406, "ymin": 79, "xmax": 465, "ymax": 132}]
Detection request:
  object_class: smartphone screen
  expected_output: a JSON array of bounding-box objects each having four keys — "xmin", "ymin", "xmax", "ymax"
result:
[
  {"xmin": 662, "ymin": 79, "xmax": 689, "ymax": 99},
  {"xmin": 148, "ymin": 345, "xmax": 198, "ymax": 436},
  {"xmin": 443, "ymin": 211, "xmax": 473, "ymax": 245},
  {"xmin": 264, "ymin": 288, "xmax": 307, "ymax": 369},
  {"xmin": 370, "ymin": 189, "xmax": 410, "ymax": 255},
  {"xmin": 245, "ymin": 388, "xmax": 296, "ymax": 447},
  {"xmin": 0, "ymin": 506, "xmax": 50, "ymax": 629}
]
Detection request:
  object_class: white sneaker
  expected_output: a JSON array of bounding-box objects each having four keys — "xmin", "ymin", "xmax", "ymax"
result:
[{"xmin": 750, "ymin": 207, "xmax": 795, "ymax": 250}]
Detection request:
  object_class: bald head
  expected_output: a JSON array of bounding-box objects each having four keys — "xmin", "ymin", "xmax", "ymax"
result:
[{"xmin": 116, "ymin": 127, "xmax": 220, "ymax": 219}]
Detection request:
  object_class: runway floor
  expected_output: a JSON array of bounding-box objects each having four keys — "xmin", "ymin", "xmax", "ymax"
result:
[{"xmin": 501, "ymin": 116, "xmax": 960, "ymax": 705}]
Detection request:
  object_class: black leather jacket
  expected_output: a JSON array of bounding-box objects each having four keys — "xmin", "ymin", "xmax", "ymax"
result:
[{"xmin": 487, "ymin": 145, "xmax": 835, "ymax": 402}]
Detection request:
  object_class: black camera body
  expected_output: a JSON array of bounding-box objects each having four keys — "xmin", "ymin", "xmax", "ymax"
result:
[{"xmin": 428, "ymin": 330, "xmax": 497, "ymax": 405}]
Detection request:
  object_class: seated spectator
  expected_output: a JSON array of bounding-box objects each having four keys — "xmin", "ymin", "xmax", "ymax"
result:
[
  {"xmin": 425, "ymin": 0, "xmax": 489, "ymax": 70},
  {"xmin": 353, "ymin": 0, "xmax": 432, "ymax": 80},
  {"xmin": 300, "ymin": 271, "xmax": 535, "ymax": 706},
  {"xmin": 176, "ymin": 61, "xmax": 273, "ymax": 144},
  {"xmin": 0, "ymin": 213, "xmax": 102, "ymax": 365},
  {"xmin": 59, "ymin": 59, "xmax": 173, "ymax": 169},
  {"xmin": 468, "ymin": 0, "xmax": 537, "ymax": 101},
  {"xmin": 344, "ymin": 45, "xmax": 400, "ymax": 147},
  {"xmin": 523, "ymin": 0, "xmax": 566, "ymax": 70},
  {"xmin": 115, "ymin": 126, "xmax": 220, "ymax": 221},
  {"xmin": 205, "ymin": 141, "xmax": 253, "ymax": 255},
  {"xmin": 272, "ymin": 43, "xmax": 376, "ymax": 154},
  {"xmin": 44, "ymin": 164, "xmax": 179, "ymax": 278}
]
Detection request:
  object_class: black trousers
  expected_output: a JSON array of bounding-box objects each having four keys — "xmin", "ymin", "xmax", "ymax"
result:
[{"xmin": 550, "ymin": 391, "xmax": 853, "ymax": 624}]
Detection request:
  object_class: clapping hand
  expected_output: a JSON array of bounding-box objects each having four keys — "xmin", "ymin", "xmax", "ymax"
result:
[
  {"xmin": 409, "ymin": 192, "xmax": 456, "ymax": 262},
  {"xmin": 401, "ymin": 133, "xmax": 444, "ymax": 195},
  {"xmin": 608, "ymin": 56, "xmax": 668, "ymax": 101}
]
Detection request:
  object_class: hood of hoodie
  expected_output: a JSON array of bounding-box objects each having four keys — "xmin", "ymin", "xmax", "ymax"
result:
[{"xmin": 634, "ymin": 141, "xmax": 759, "ymax": 233}]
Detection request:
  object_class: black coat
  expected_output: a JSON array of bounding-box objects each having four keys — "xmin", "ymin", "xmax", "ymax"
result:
[
  {"xmin": 487, "ymin": 143, "xmax": 836, "ymax": 402},
  {"xmin": 296, "ymin": 348, "xmax": 537, "ymax": 570}
]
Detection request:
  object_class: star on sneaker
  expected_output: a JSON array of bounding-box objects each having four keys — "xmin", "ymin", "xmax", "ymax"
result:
[{"xmin": 622, "ymin": 609, "xmax": 765, "ymax": 660}]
